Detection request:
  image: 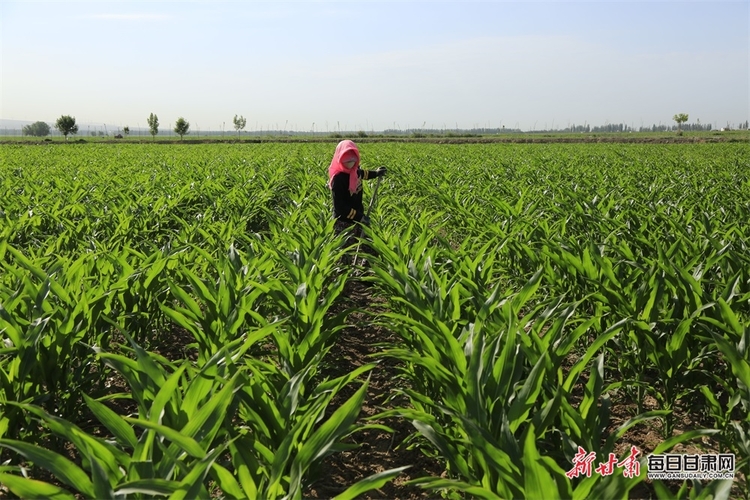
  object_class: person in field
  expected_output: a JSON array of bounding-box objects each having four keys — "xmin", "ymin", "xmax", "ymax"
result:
[{"xmin": 327, "ymin": 139, "xmax": 386, "ymax": 257}]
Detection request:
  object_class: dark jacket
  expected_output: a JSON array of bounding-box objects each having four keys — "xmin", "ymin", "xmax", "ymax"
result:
[{"xmin": 330, "ymin": 169, "xmax": 383, "ymax": 222}]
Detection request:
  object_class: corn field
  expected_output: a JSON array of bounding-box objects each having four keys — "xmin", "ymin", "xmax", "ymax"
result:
[{"xmin": 0, "ymin": 142, "xmax": 748, "ymax": 499}]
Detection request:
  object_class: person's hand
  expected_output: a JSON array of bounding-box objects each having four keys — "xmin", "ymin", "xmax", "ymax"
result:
[{"xmin": 376, "ymin": 166, "xmax": 387, "ymax": 177}]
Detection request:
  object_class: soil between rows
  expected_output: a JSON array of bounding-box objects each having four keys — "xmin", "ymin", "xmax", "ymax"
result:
[{"xmin": 303, "ymin": 277, "xmax": 444, "ymax": 499}]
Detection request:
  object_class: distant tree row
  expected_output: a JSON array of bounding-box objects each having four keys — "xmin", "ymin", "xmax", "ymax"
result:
[
  {"xmin": 147, "ymin": 113, "xmax": 191, "ymax": 141},
  {"xmin": 22, "ymin": 117, "xmax": 78, "ymax": 139},
  {"xmin": 16, "ymin": 114, "xmax": 749, "ymax": 139},
  {"xmin": 19, "ymin": 113, "xmax": 248, "ymax": 141},
  {"xmin": 142, "ymin": 113, "xmax": 246, "ymax": 140}
]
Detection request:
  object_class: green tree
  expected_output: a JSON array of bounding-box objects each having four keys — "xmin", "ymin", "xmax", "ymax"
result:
[
  {"xmin": 233, "ymin": 114, "xmax": 247, "ymax": 138},
  {"xmin": 147, "ymin": 113, "xmax": 159, "ymax": 140},
  {"xmin": 673, "ymin": 113, "xmax": 689, "ymax": 132},
  {"xmin": 54, "ymin": 115, "xmax": 78, "ymax": 141},
  {"xmin": 123, "ymin": 126, "xmax": 130, "ymax": 136},
  {"xmin": 22, "ymin": 121, "xmax": 51, "ymax": 137},
  {"xmin": 174, "ymin": 117, "xmax": 190, "ymax": 140}
]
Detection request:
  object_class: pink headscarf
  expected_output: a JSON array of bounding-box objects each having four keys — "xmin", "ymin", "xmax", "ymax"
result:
[{"xmin": 328, "ymin": 140, "xmax": 360, "ymax": 194}]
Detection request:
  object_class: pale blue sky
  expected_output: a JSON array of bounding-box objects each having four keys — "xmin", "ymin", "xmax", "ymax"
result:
[{"xmin": 1, "ymin": 0, "xmax": 747, "ymax": 132}]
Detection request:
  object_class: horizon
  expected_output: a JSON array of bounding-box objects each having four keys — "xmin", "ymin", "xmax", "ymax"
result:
[
  {"xmin": 2, "ymin": 1, "xmax": 748, "ymax": 132},
  {"xmin": 4, "ymin": 116, "xmax": 744, "ymax": 136}
]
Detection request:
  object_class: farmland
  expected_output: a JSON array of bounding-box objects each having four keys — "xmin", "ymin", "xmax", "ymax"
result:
[{"xmin": 0, "ymin": 142, "xmax": 749, "ymax": 499}]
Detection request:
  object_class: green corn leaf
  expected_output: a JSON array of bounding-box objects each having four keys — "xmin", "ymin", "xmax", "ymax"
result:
[
  {"xmin": 0, "ymin": 415, "xmax": 9, "ymax": 441},
  {"xmin": 450, "ymin": 281, "xmax": 462, "ymax": 321},
  {"xmin": 5, "ymin": 402, "xmax": 128, "ymax": 480},
  {"xmin": 508, "ymin": 352, "xmax": 548, "ymax": 433},
  {"xmin": 160, "ymin": 303, "xmax": 203, "ymax": 338},
  {"xmin": 702, "ymin": 479, "xmax": 735, "ymax": 500},
  {"xmin": 229, "ymin": 435, "xmax": 260, "ymax": 499},
  {"xmin": 559, "ymin": 397, "xmax": 589, "ymax": 449},
  {"xmin": 127, "ymin": 460, "xmax": 155, "ymax": 482},
  {"xmin": 463, "ymin": 323, "xmax": 487, "ymax": 423},
  {"xmin": 0, "ymin": 439, "xmax": 95, "ymax": 498},
  {"xmin": 312, "ymin": 363, "xmax": 376, "ymax": 399},
  {"xmin": 0, "ymin": 304, "xmax": 23, "ymax": 350},
  {"xmin": 143, "ymin": 256, "xmax": 168, "ymax": 290},
  {"xmin": 88, "ymin": 446, "xmax": 115, "ymax": 500},
  {"xmin": 168, "ymin": 442, "xmax": 229, "ymax": 500},
  {"xmin": 538, "ymin": 455, "xmax": 574, "ymax": 499},
  {"xmin": 671, "ymin": 260, "xmax": 703, "ymax": 312},
  {"xmin": 167, "ymin": 279, "xmax": 204, "ymax": 319},
  {"xmin": 181, "ymin": 373, "xmax": 216, "ymax": 422},
  {"xmin": 0, "ymin": 473, "xmax": 77, "ymax": 500},
  {"xmin": 412, "ymin": 419, "xmax": 471, "ymax": 479},
  {"xmin": 279, "ymin": 362, "xmax": 317, "ymax": 419},
  {"xmin": 6, "ymin": 245, "xmax": 72, "ymax": 304},
  {"xmin": 511, "ymin": 267, "xmax": 543, "ymax": 315},
  {"xmin": 183, "ymin": 266, "xmax": 219, "ymax": 311},
  {"xmin": 553, "ymin": 316, "xmax": 598, "ymax": 359},
  {"xmin": 603, "ymin": 410, "xmax": 670, "ymax": 451},
  {"xmin": 579, "ymin": 354, "xmax": 604, "ymax": 424},
  {"xmin": 290, "ymin": 380, "xmax": 369, "ymax": 484},
  {"xmin": 666, "ymin": 317, "xmax": 693, "ymax": 360},
  {"xmin": 522, "ymin": 426, "xmax": 561, "ymax": 500},
  {"xmin": 453, "ymin": 413, "xmax": 522, "ymax": 490},
  {"xmin": 122, "ymin": 329, "xmax": 168, "ymax": 388},
  {"xmin": 124, "ymin": 418, "xmax": 206, "ymax": 459},
  {"xmin": 532, "ymin": 387, "xmax": 563, "ymax": 435},
  {"xmin": 581, "ymin": 245, "xmax": 597, "ymax": 280},
  {"xmin": 652, "ymin": 429, "xmax": 720, "ymax": 454},
  {"xmin": 82, "ymin": 393, "xmax": 138, "ymax": 449},
  {"xmin": 710, "ymin": 331, "xmax": 750, "ymax": 389},
  {"xmin": 698, "ymin": 386, "xmax": 724, "ymax": 419},
  {"xmin": 178, "ymin": 373, "xmax": 239, "ymax": 447},
  {"xmin": 586, "ymin": 469, "xmax": 645, "ymax": 500},
  {"xmin": 210, "ymin": 462, "xmax": 248, "ymax": 500},
  {"xmin": 639, "ymin": 279, "xmax": 661, "ymax": 321},
  {"xmin": 570, "ymin": 474, "xmax": 600, "ymax": 500},
  {"xmin": 716, "ymin": 297, "xmax": 744, "ymax": 338},
  {"xmin": 563, "ymin": 318, "xmax": 627, "ymax": 392},
  {"xmin": 699, "ymin": 316, "xmax": 740, "ymax": 338},
  {"xmin": 114, "ymin": 479, "xmax": 180, "ymax": 496},
  {"xmin": 332, "ymin": 466, "xmax": 412, "ymax": 500},
  {"xmin": 149, "ymin": 362, "xmax": 189, "ymax": 424},
  {"xmin": 406, "ymin": 476, "xmax": 503, "ymax": 499}
]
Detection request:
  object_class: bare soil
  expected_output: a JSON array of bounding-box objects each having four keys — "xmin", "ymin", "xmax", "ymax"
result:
[{"xmin": 303, "ymin": 277, "xmax": 445, "ymax": 499}]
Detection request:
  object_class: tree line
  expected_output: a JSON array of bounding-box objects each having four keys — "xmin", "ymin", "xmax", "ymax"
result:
[
  {"xmin": 18, "ymin": 113, "xmax": 749, "ymax": 139},
  {"xmin": 22, "ymin": 114, "xmax": 249, "ymax": 140}
]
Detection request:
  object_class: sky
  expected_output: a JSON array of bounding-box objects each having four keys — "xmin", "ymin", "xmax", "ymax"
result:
[{"xmin": 1, "ymin": 0, "xmax": 748, "ymax": 132}]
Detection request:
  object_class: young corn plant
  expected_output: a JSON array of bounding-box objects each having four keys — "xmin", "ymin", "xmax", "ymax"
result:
[
  {"xmin": 370, "ymin": 258, "xmax": 657, "ymax": 498},
  {"xmin": 160, "ymin": 243, "xmax": 279, "ymax": 365},
  {"xmin": 0, "ymin": 244, "xmax": 114, "ymax": 440},
  {"xmin": 262, "ymin": 211, "xmax": 351, "ymax": 376},
  {"xmin": 0, "ymin": 330, "xmax": 401, "ymax": 499},
  {"xmin": 697, "ymin": 299, "xmax": 750, "ymax": 497},
  {"xmin": 0, "ymin": 332, "xmax": 257, "ymax": 499}
]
